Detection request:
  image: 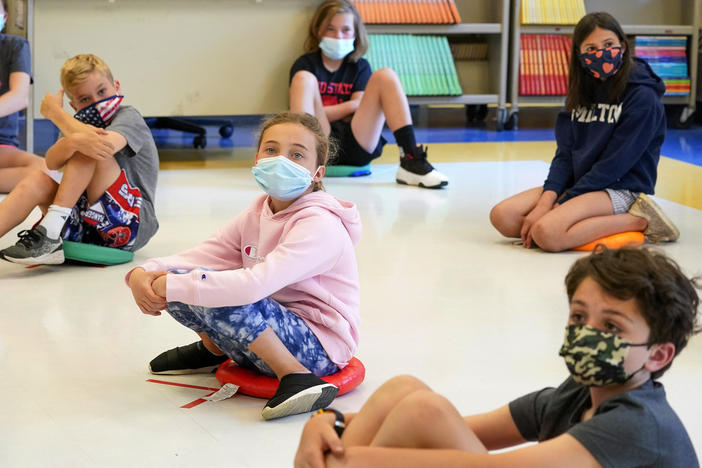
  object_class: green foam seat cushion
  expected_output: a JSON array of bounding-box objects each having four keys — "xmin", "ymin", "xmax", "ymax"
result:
[
  {"xmin": 325, "ymin": 164, "xmax": 372, "ymax": 177},
  {"xmin": 63, "ymin": 240, "xmax": 134, "ymax": 265}
]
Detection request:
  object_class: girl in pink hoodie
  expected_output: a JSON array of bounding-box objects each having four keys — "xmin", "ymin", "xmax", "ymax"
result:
[{"xmin": 127, "ymin": 112, "xmax": 362, "ymax": 420}]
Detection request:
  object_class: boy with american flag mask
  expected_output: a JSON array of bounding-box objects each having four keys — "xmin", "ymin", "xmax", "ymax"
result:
[{"xmin": 0, "ymin": 54, "xmax": 158, "ymax": 264}]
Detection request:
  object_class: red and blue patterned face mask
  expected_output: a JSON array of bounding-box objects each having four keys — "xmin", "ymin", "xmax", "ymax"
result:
[
  {"xmin": 579, "ymin": 46, "xmax": 622, "ymax": 80},
  {"xmin": 74, "ymin": 95, "xmax": 123, "ymax": 128}
]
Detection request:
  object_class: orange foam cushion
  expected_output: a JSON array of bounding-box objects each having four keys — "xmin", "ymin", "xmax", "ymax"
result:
[
  {"xmin": 572, "ymin": 231, "xmax": 645, "ymax": 252},
  {"xmin": 215, "ymin": 357, "xmax": 366, "ymax": 399}
]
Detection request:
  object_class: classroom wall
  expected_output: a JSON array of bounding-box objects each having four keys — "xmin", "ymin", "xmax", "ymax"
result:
[
  {"xmin": 31, "ymin": 0, "xmax": 322, "ymax": 117},
  {"xmin": 23, "ymin": 0, "xmax": 702, "ymax": 118}
]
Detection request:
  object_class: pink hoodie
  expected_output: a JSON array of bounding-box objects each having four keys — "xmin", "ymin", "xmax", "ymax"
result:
[{"xmin": 127, "ymin": 191, "xmax": 362, "ymax": 368}]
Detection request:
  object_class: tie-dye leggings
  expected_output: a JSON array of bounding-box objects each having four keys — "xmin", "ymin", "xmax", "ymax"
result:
[{"xmin": 166, "ymin": 297, "xmax": 339, "ymax": 377}]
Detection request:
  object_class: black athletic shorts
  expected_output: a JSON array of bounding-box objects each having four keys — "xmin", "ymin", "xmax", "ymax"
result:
[{"xmin": 329, "ymin": 121, "xmax": 387, "ymax": 166}]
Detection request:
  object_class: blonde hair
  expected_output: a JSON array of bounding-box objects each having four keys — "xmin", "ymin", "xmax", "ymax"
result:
[
  {"xmin": 60, "ymin": 54, "xmax": 115, "ymax": 98},
  {"xmin": 257, "ymin": 112, "xmax": 334, "ymax": 192},
  {"xmin": 304, "ymin": 0, "xmax": 368, "ymax": 63}
]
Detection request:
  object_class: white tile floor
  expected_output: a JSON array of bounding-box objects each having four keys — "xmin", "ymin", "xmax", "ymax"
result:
[{"xmin": 1, "ymin": 160, "xmax": 701, "ymax": 467}]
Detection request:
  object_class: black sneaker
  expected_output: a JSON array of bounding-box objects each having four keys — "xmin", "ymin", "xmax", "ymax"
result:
[
  {"xmin": 1, "ymin": 226, "xmax": 64, "ymax": 265},
  {"xmin": 396, "ymin": 146, "xmax": 449, "ymax": 188},
  {"xmin": 261, "ymin": 373, "xmax": 338, "ymax": 420},
  {"xmin": 148, "ymin": 341, "xmax": 228, "ymax": 375}
]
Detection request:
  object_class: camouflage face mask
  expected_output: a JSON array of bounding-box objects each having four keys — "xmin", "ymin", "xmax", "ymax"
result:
[{"xmin": 558, "ymin": 324, "xmax": 648, "ymax": 387}]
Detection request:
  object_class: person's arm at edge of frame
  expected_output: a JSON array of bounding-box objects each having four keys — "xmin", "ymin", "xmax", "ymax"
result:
[{"xmin": 0, "ymin": 71, "xmax": 30, "ymax": 118}]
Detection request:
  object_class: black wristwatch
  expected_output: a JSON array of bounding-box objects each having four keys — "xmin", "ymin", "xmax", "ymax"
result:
[{"xmin": 313, "ymin": 408, "xmax": 346, "ymax": 437}]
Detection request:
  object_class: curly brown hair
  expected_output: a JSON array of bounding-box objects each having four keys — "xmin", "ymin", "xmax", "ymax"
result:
[{"xmin": 565, "ymin": 246, "xmax": 700, "ymax": 379}]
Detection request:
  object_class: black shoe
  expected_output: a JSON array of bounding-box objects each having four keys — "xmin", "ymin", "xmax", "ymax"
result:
[
  {"xmin": 396, "ymin": 146, "xmax": 449, "ymax": 188},
  {"xmin": 1, "ymin": 226, "xmax": 64, "ymax": 265},
  {"xmin": 261, "ymin": 373, "xmax": 338, "ymax": 420},
  {"xmin": 148, "ymin": 341, "xmax": 228, "ymax": 375}
]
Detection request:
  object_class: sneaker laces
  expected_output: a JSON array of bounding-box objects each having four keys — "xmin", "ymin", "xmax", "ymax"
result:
[
  {"xmin": 15, "ymin": 229, "xmax": 42, "ymax": 249},
  {"xmin": 402, "ymin": 145, "xmax": 428, "ymax": 161}
]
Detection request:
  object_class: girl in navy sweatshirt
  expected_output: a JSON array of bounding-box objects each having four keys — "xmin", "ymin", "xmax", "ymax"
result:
[{"xmin": 490, "ymin": 12, "xmax": 679, "ymax": 252}]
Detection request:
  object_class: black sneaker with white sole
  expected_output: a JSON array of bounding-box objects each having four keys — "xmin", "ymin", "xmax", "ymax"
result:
[
  {"xmin": 149, "ymin": 341, "xmax": 229, "ymax": 375},
  {"xmin": 261, "ymin": 373, "xmax": 339, "ymax": 420},
  {"xmin": 396, "ymin": 146, "xmax": 448, "ymax": 189},
  {"xmin": 1, "ymin": 226, "xmax": 64, "ymax": 265}
]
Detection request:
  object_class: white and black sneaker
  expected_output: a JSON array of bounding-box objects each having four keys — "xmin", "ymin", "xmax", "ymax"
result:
[
  {"xmin": 149, "ymin": 341, "xmax": 229, "ymax": 375},
  {"xmin": 261, "ymin": 373, "xmax": 338, "ymax": 420},
  {"xmin": 396, "ymin": 146, "xmax": 448, "ymax": 189},
  {"xmin": 1, "ymin": 226, "xmax": 65, "ymax": 265}
]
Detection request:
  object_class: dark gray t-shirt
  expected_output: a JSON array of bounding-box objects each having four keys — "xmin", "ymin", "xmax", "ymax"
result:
[
  {"xmin": 509, "ymin": 377, "xmax": 698, "ymax": 468},
  {"xmin": 0, "ymin": 33, "xmax": 31, "ymax": 147},
  {"xmin": 106, "ymin": 105, "xmax": 159, "ymax": 250}
]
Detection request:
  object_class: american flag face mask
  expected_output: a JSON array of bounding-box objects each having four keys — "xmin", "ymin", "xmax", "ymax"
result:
[{"xmin": 74, "ymin": 95, "xmax": 124, "ymax": 128}]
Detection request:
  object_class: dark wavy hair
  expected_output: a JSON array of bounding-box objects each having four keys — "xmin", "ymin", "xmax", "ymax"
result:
[
  {"xmin": 566, "ymin": 12, "xmax": 633, "ymax": 111},
  {"xmin": 565, "ymin": 246, "xmax": 700, "ymax": 379},
  {"xmin": 304, "ymin": 0, "xmax": 369, "ymax": 63}
]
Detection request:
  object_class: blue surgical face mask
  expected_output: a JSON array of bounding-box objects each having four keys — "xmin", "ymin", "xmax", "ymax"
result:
[
  {"xmin": 0, "ymin": 16, "xmax": 5, "ymax": 32},
  {"xmin": 319, "ymin": 37, "xmax": 355, "ymax": 60},
  {"xmin": 252, "ymin": 155, "xmax": 321, "ymax": 201}
]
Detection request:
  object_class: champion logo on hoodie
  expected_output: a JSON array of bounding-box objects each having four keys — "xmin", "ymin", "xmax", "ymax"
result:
[
  {"xmin": 243, "ymin": 244, "xmax": 264, "ymax": 262},
  {"xmin": 571, "ymin": 103, "xmax": 623, "ymax": 124}
]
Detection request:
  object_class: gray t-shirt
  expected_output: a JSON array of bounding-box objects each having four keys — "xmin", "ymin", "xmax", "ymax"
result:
[
  {"xmin": 106, "ymin": 105, "xmax": 159, "ymax": 250},
  {"xmin": 0, "ymin": 33, "xmax": 31, "ymax": 147},
  {"xmin": 509, "ymin": 377, "xmax": 698, "ymax": 468}
]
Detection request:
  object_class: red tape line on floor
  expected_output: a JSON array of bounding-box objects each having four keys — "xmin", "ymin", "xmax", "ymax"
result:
[{"xmin": 146, "ymin": 379, "xmax": 221, "ymax": 409}]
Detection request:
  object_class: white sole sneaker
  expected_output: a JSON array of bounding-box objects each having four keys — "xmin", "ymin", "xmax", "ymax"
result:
[
  {"xmin": 396, "ymin": 167, "xmax": 449, "ymax": 189},
  {"xmin": 628, "ymin": 194, "xmax": 679, "ymax": 242},
  {"xmin": 261, "ymin": 383, "xmax": 338, "ymax": 420},
  {"xmin": 4, "ymin": 249, "xmax": 65, "ymax": 265}
]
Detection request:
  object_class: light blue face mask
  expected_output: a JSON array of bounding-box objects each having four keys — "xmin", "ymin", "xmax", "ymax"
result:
[
  {"xmin": 252, "ymin": 155, "xmax": 321, "ymax": 201},
  {"xmin": 319, "ymin": 37, "xmax": 355, "ymax": 60}
]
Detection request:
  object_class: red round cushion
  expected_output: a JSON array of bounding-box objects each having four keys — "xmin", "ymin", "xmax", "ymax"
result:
[
  {"xmin": 572, "ymin": 231, "xmax": 644, "ymax": 252},
  {"xmin": 215, "ymin": 357, "xmax": 365, "ymax": 399}
]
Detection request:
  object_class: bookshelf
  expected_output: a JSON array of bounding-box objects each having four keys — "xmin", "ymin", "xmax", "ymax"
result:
[
  {"xmin": 508, "ymin": 0, "xmax": 701, "ymax": 129},
  {"xmin": 365, "ymin": 0, "xmax": 512, "ymax": 129}
]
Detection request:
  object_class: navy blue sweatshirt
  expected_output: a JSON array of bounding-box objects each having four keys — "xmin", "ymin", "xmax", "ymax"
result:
[{"xmin": 543, "ymin": 58, "xmax": 666, "ymax": 203}]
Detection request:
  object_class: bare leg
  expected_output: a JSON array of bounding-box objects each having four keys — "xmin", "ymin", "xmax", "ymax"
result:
[
  {"xmin": 248, "ymin": 327, "xmax": 308, "ymax": 379},
  {"xmin": 290, "ymin": 71, "xmax": 331, "ymax": 136},
  {"xmin": 0, "ymin": 149, "xmax": 47, "ymax": 193},
  {"xmin": 0, "ymin": 169, "xmax": 58, "ymax": 238},
  {"xmin": 370, "ymin": 390, "xmax": 487, "ymax": 452},
  {"xmin": 342, "ymin": 375, "xmax": 433, "ymax": 446},
  {"xmin": 198, "ymin": 332, "xmax": 224, "ymax": 356},
  {"xmin": 531, "ymin": 191, "xmax": 647, "ymax": 251},
  {"xmin": 351, "ymin": 68, "xmax": 412, "ymax": 153},
  {"xmin": 53, "ymin": 153, "xmax": 120, "ymax": 208},
  {"xmin": 489, "ymin": 186, "xmax": 543, "ymax": 238}
]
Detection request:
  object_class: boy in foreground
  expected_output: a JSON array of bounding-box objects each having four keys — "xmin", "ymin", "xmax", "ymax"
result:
[{"xmin": 296, "ymin": 247, "xmax": 699, "ymax": 467}]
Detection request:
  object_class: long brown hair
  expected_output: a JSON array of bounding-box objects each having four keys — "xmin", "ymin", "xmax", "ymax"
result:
[
  {"xmin": 257, "ymin": 112, "xmax": 334, "ymax": 192},
  {"xmin": 566, "ymin": 12, "xmax": 633, "ymax": 111},
  {"xmin": 303, "ymin": 0, "xmax": 368, "ymax": 63}
]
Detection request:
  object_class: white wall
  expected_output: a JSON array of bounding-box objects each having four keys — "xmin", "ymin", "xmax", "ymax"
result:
[{"xmin": 33, "ymin": 0, "xmax": 322, "ymax": 116}]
